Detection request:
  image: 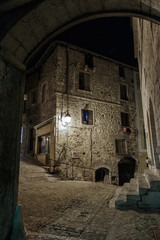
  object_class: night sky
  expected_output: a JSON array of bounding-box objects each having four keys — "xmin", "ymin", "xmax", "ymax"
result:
[{"xmin": 55, "ymin": 17, "xmax": 137, "ymax": 67}]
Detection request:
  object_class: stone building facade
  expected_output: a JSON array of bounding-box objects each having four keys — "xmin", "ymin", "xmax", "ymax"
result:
[
  {"xmin": 23, "ymin": 41, "xmax": 141, "ymax": 185},
  {"xmin": 133, "ymin": 18, "xmax": 160, "ymax": 172}
]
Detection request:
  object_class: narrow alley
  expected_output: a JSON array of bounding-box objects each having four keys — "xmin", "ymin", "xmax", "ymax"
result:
[{"xmin": 18, "ymin": 156, "xmax": 160, "ymax": 240}]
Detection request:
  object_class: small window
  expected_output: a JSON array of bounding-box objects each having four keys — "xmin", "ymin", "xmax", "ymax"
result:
[
  {"xmin": 85, "ymin": 54, "xmax": 94, "ymax": 68},
  {"xmin": 121, "ymin": 112, "xmax": 129, "ymax": 126},
  {"xmin": 79, "ymin": 72, "xmax": 90, "ymax": 91},
  {"xmin": 42, "ymin": 84, "xmax": 46, "ymax": 103},
  {"xmin": 119, "ymin": 66, "xmax": 125, "ymax": 78},
  {"xmin": 82, "ymin": 109, "xmax": 93, "ymax": 125},
  {"xmin": 120, "ymin": 84, "xmax": 128, "ymax": 100},
  {"xmin": 115, "ymin": 139, "xmax": 126, "ymax": 154},
  {"xmin": 38, "ymin": 135, "xmax": 50, "ymax": 154}
]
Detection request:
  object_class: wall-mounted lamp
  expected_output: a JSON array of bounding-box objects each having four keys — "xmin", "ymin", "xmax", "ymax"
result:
[{"xmin": 64, "ymin": 111, "xmax": 71, "ymax": 125}]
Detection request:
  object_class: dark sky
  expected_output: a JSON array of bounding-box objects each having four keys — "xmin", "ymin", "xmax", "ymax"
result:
[{"xmin": 55, "ymin": 17, "xmax": 137, "ymax": 67}]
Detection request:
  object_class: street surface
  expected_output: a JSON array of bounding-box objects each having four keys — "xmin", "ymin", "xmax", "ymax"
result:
[{"xmin": 18, "ymin": 155, "xmax": 160, "ymax": 240}]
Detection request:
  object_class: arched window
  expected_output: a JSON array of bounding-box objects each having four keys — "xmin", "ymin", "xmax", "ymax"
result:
[{"xmin": 42, "ymin": 84, "xmax": 46, "ymax": 103}]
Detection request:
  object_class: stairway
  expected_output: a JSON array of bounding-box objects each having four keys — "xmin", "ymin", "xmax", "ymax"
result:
[{"xmin": 115, "ymin": 169, "xmax": 160, "ymax": 209}]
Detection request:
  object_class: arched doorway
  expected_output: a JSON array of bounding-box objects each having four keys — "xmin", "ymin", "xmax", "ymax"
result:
[
  {"xmin": 118, "ymin": 157, "xmax": 136, "ymax": 186},
  {"xmin": 149, "ymin": 99, "xmax": 160, "ymax": 169},
  {"xmin": 95, "ymin": 168, "xmax": 109, "ymax": 182}
]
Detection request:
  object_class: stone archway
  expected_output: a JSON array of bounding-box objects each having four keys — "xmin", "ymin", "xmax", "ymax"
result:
[
  {"xmin": 0, "ymin": 0, "xmax": 160, "ymax": 65},
  {"xmin": 118, "ymin": 157, "xmax": 136, "ymax": 186},
  {"xmin": 1, "ymin": 1, "xmax": 160, "ymax": 239},
  {"xmin": 95, "ymin": 167, "xmax": 109, "ymax": 183}
]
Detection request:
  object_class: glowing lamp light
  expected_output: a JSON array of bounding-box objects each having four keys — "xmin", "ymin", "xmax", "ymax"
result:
[{"xmin": 64, "ymin": 112, "xmax": 71, "ymax": 125}]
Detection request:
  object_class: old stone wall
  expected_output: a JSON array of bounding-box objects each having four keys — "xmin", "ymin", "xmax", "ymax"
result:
[
  {"xmin": 133, "ymin": 18, "xmax": 160, "ymax": 170},
  {"xmin": 26, "ymin": 42, "xmax": 139, "ymax": 183},
  {"xmin": 0, "ymin": 57, "xmax": 25, "ymax": 240},
  {"xmin": 52, "ymin": 43, "xmax": 138, "ymax": 182},
  {"xmin": 26, "ymin": 47, "xmax": 58, "ymax": 126}
]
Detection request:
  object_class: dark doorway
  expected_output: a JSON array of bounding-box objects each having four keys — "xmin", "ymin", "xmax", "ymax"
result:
[
  {"xmin": 95, "ymin": 168, "xmax": 109, "ymax": 182},
  {"xmin": 118, "ymin": 157, "xmax": 135, "ymax": 186}
]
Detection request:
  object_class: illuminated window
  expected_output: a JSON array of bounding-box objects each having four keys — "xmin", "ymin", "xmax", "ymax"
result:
[
  {"xmin": 82, "ymin": 109, "xmax": 93, "ymax": 125},
  {"xmin": 79, "ymin": 72, "xmax": 90, "ymax": 91},
  {"xmin": 115, "ymin": 139, "xmax": 126, "ymax": 154}
]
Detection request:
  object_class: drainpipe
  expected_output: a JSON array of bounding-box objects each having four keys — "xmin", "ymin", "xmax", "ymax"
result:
[{"xmin": 65, "ymin": 46, "xmax": 69, "ymax": 177}]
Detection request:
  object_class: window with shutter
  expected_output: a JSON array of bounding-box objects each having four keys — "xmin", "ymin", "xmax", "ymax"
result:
[
  {"xmin": 82, "ymin": 109, "xmax": 93, "ymax": 125},
  {"xmin": 121, "ymin": 112, "xmax": 129, "ymax": 126},
  {"xmin": 79, "ymin": 72, "xmax": 90, "ymax": 91},
  {"xmin": 115, "ymin": 139, "xmax": 126, "ymax": 154},
  {"xmin": 120, "ymin": 84, "xmax": 128, "ymax": 100}
]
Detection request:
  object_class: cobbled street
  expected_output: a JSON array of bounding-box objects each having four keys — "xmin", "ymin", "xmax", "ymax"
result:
[{"xmin": 18, "ymin": 156, "xmax": 160, "ymax": 240}]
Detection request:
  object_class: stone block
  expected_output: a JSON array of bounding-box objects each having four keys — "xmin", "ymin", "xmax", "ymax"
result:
[{"xmin": 138, "ymin": 191, "xmax": 160, "ymax": 208}]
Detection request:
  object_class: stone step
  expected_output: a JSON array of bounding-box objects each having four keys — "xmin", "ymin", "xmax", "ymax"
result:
[
  {"xmin": 138, "ymin": 191, "xmax": 160, "ymax": 208},
  {"xmin": 137, "ymin": 174, "xmax": 150, "ymax": 195},
  {"xmin": 115, "ymin": 169, "xmax": 160, "ymax": 209},
  {"xmin": 115, "ymin": 179, "xmax": 140, "ymax": 209},
  {"xmin": 144, "ymin": 169, "xmax": 160, "ymax": 191},
  {"xmin": 115, "ymin": 188, "xmax": 128, "ymax": 209}
]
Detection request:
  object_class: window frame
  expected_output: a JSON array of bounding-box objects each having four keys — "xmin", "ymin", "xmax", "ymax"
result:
[
  {"xmin": 115, "ymin": 139, "xmax": 127, "ymax": 154},
  {"xmin": 120, "ymin": 84, "xmax": 128, "ymax": 101},
  {"xmin": 81, "ymin": 109, "xmax": 93, "ymax": 125},
  {"xmin": 121, "ymin": 112, "xmax": 129, "ymax": 127},
  {"xmin": 78, "ymin": 71, "xmax": 91, "ymax": 92}
]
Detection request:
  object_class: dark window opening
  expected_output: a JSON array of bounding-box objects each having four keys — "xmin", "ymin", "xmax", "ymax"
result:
[
  {"xmin": 121, "ymin": 112, "xmax": 129, "ymax": 126},
  {"xmin": 82, "ymin": 109, "xmax": 93, "ymax": 125},
  {"xmin": 95, "ymin": 168, "xmax": 109, "ymax": 182},
  {"xmin": 120, "ymin": 84, "xmax": 128, "ymax": 100},
  {"xmin": 85, "ymin": 54, "xmax": 94, "ymax": 68},
  {"xmin": 38, "ymin": 134, "xmax": 50, "ymax": 154},
  {"xmin": 79, "ymin": 72, "xmax": 90, "ymax": 91},
  {"xmin": 115, "ymin": 139, "xmax": 126, "ymax": 154},
  {"xmin": 119, "ymin": 66, "xmax": 125, "ymax": 78}
]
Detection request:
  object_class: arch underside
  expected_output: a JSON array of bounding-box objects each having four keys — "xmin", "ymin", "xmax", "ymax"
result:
[{"xmin": 0, "ymin": 0, "xmax": 160, "ymax": 65}]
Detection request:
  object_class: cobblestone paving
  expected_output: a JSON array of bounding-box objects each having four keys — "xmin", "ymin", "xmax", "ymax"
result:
[{"xmin": 18, "ymin": 156, "xmax": 160, "ymax": 240}]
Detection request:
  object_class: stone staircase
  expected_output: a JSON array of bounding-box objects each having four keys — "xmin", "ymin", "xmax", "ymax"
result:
[{"xmin": 115, "ymin": 169, "xmax": 160, "ymax": 209}]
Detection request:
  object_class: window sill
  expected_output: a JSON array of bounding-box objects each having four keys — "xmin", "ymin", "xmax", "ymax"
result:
[
  {"xmin": 77, "ymin": 89, "xmax": 92, "ymax": 94},
  {"xmin": 120, "ymin": 99, "xmax": 128, "ymax": 102}
]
